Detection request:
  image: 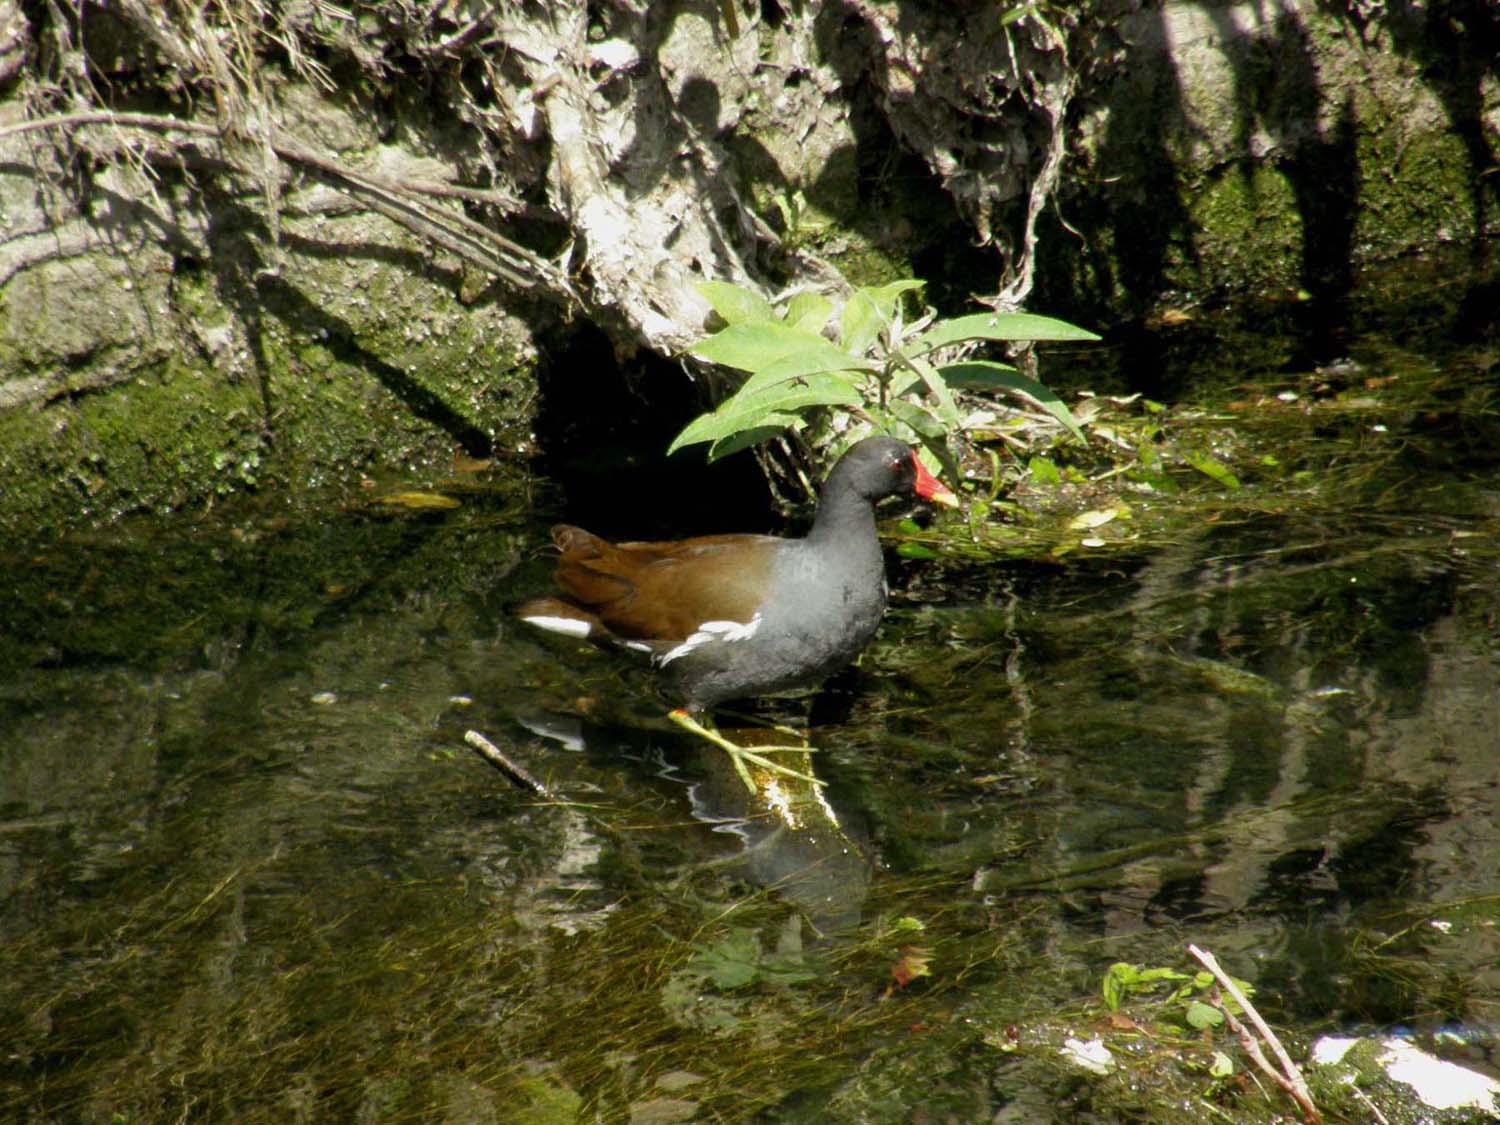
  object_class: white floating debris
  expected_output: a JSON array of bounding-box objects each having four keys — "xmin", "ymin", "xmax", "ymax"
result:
[
  {"xmin": 1311, "ymin": 1035, "xmax": 1500, "ymax": 1114},
  {"xmin": 310, "ymin": 691, "xmax": 338, "ymax": 705},
  {"xmin": 1380, "ymin": 1037, "xmax": 1500, "ymax": 1111},
  {"xmin": 1081, "ymin": 537, "xmax": 1106, "ymax": 548},
  {"xmin": 1277, "ymin": 390, "xmax": 1299, "ymax": 402},
  {"xmin": 448, "ymin": 695, "xmax": 474, "ymax": 707},
  {"xmin": 1060, "ymin": 1036, "xmax": 1115, "ymax": 1075},
  {"xmin": 1310, "ymin": 1036, "xmax": 1358, "ymax": 1065},
  {"xmin": 1068, "ymin": 507, "xmax": 1119, "ymax": 530}
]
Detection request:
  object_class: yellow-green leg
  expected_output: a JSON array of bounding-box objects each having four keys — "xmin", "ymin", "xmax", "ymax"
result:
[{"xmin": 668, "ymin": 709, "xmax": 824, "ymax": 792}]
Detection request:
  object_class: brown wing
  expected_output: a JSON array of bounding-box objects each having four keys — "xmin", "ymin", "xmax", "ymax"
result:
[{"xmin": 549, "ymin": 524, "xmax": 776, "ymax": 643}]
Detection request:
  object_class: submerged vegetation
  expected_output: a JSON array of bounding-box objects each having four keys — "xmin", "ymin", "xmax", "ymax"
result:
[
  {"xmin": 0, "ymin": 0, "xmax": 1496, "ymax": 1117},
  {"xmin": 6, "ymin": 268, "xmax": 1500, "ymax": 1119}
]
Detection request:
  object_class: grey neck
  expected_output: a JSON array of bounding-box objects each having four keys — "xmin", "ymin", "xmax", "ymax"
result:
[{"xmin": 806, "ymin": 478, "xmax": 877, "ymax": 549}]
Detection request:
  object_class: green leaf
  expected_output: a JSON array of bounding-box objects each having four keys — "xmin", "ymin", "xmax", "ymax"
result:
[
  {"xmin": 658, "ymin": 973, "xmax": 743, "ymax": 1034},
  {"xmin": 940, "ymin": 360, "xmax": 1087, "ymax": 443},
  {"xmin": 706, "ymin": 421, "xmax": 796, "ymax": 462},
  {"xmin": 689, "ymin": 931, "xmax": 762, "ymax": 989},
  {"xmin": 895, "ymin": 351, "xmax": 961, "ymax": 429},
  {"xmin": 840, "ymin": 279, "xmax": 925, "ymax": 353},
  {"xmin": 696, "ymin": 280, "xmax": 776, "ymax": 325},
  {"xmin": 840, "ymin": 290, "xmax": 884, "ymax": 354},
  {"xmin": 1102, "ymin": 963, "xmax": 1136, "ymax": 1011},
  {"xmin": 940, "ymin": 359, "xmax": 1022, "ymax": 386},
  {"xmin": 784, "ymin": 291, "xmax": 833, "ymax": 334},
  {"xmin": 1209, "ymin": 1050, "xmax": 1235, "ymax": 1078},
  {"xmin": 731, "ymin": 350, "xmax": 872, "ymax": 401},
  {"xmin": 911, "ymin": 311, "xmax": 1100, "ymax": 355},
  {"xmin": 691, "ymin": 322, "xmax": 853, "ymax": 375},
  {"xmin": 684, "ymin": 928, "xmax": 817, "ymax": 991},
  {"xmin": 1185, "ymin": 1000, "xmax": 1225, "ymax": 1029},
  {"xmin": 861, "ymin": 279, "xmax": 926, "ymax": 319},
  {"xmin": 1134, "ymin": 967, "xmax": 1191, "ymax": 984},
  {"xmin": 511, "ymin": 1074, "xmax": 585, "ymax": 1122},
  {"xmin": 1185, "ymin": 452, "xmax": 1242, "ymax": 491},
  {"xmin": 897, "ymin": 541, "xmax": 939, "ymax": 560},
  {"xmin": 758, "ymin": 954, "xmax": 819, "ymax": 987},
  {"xmin": 887, "ymin": 397, "xmax": 948, "ymax": 440},
  {"xmin": 667, "ymin": 377, "xmax": 863, "ymax": 453},
  {"xmin": 1029, "ymin": 456, "xmax": 1061, "ymax": 485}
]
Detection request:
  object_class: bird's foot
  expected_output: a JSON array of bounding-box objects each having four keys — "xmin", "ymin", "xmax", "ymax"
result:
[{"xmin": 668, "ymin": 709, "xmax": 824, "ymax": 792}]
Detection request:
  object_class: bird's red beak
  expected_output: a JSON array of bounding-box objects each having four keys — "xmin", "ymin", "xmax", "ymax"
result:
[{"xmin": 911, "ymin": 453, "xmax": 959, "ymax": 508}]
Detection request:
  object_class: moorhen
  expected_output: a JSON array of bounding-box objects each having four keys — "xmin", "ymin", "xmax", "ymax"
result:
[{"xmin": 519, "ymin": 435, "xmax": 958, "ymax": 787}]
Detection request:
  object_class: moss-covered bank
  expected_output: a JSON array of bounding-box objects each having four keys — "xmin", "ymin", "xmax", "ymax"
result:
[
  {"xmin": 0, "ymin": 84, "xmax": 541, "ymax": 541},
  {"xmin": 1045, "ymin": 0, "xmax": 1498, "ymax": 314}
]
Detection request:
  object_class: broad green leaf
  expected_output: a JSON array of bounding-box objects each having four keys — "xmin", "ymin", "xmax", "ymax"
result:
[
  {"xmin": 862, "ymin": 278, "xmax": 926, "ymax": 317},
  {"xmin": 1133, "ymin": 967, "xmax": 1191, "ymax": 984},
  {"xmin": 784, "ymin": 291, "xmax": 833, "ymax": 334},
  {"xmin": 938, "ymin": 359, "xmax": 1022, "ymax": 387},
  {"xmin": 841, "ymin": 280, "xmax": 925, "ymax": 354},
  {"xmin": 887, "ymin": 397, "xmax": 948, "ymax": 440},
  {"xmin": 1209, "ymin": 1051, "xmax": 1235, "ymax": 1078},
  {"xmin": 691, "ymin": 321, "xmax": 854, "ymax": 375},
  {"xmin": 668, "ymin": 377, "xmax": 863, "ymax": 452},
  {"xmin": 1102, "ymin": 963, "xmax": 1136, "ymax": 1011},
  {"xmin": 730, "ymin": 349, "xmax": 873, "ymax": 402},
  {"xmin": 895, "ymin": 350, "xmax": 961, "ymax": 429},
  {"xmin": 706, "ymin": 420, "xmax": 798, "ymax": 462},
  {"xmin": 726, "ymin": 376, "xmax": 865, "ymax": 416},
  {"xmin": 685, "ymin": 928, "xmax": 817, "ymax": 989},
  {"xmin": 689, "ymin": 930, "xmax": 762, "ymax": 989},
  {"xmin": 696, "ymin": 280, "xmax": 776, "ymax": 325},
  {"xmin": 911, "ymin": 311, "xmax": 1100, "ymax": 355},
  {"xmin": 658, "ymin": 973, "xmax": 742, "ymax": 1033},
  {"xmin": 889, "ymin": 370, "xmax": 920, "ymax": 397},
  {"xmin": 1185, "ymin": 1000, "xmax": 1225, "ymax": 1029},
  {"xmin": 1185, "ymin": 452, "xmax": 1242, "ymax": 491},
  {"xmin": 940, "ymin": 360, "xmax": 1087, "ymax": 443},
  {"xmin": 840, "ymin": 289, "xmax": 884, "ymax": 354}
]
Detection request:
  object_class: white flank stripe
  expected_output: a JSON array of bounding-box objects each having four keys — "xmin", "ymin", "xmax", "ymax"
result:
[
  {"xmin": 523, "ymin": 614, "xmax": 592, "ymax": 638},
  {"xmin": 658, "ymin": 613, "xmax": 761, "ymax": 666}
]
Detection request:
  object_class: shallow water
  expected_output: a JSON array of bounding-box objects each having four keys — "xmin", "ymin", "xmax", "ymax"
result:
[{"xmin": 4, "ymin": 262, "xmax": 1500, "ymax": 1121}]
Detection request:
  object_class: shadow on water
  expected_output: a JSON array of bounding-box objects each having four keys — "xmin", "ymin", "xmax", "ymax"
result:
[{"xmin": 3, "ymin": 251, "xmax": 1500, "ymax": 1120}]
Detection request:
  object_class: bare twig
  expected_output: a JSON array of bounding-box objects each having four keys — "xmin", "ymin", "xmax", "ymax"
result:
[
  {"xmin": 0, "ymin": 110, "xmax": 219, "ymax": 142},
  {"xmin": 1347, "ymin": 1083, "xmax": 1391, "ymax": 1125},
  {"xmin": 1187, "ymin": 943, "xmax": 1321, "ymax": 1123},
  {"xmin": 0, "ymin": 110, "xmax": 580, "ymax": 304},
  {"xmin": 465, "ymin": 729, "xmax": 555, "ymax": 798},
  {"xmin": 1219, "ymin": 1002, "xmax": 1300, "ymax": 1107}
]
